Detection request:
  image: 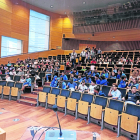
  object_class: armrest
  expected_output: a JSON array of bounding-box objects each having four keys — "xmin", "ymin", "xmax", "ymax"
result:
[
  {"xmin": 102, "ymin": 109, "xmax": 105, "ymax": 111},
  {"xmin": 76, "ymin": 102, "xmax": 78, "ymax": 104},
  {"xmin": 118, "ymin": 114, "xmax": 122, "ymax": 117},
  {"xmin": 138, "ymin": 121, "xmax": 140, "ymax": 124},
  {"xmin": 88, "ymin": 105, "xmax": 91, "ymax": 107},
  {"xmin": 55, "ymin": 97, "xmax": 57, "ymax": 99}
]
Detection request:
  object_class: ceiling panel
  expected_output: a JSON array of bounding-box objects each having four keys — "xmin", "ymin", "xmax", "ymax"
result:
[{"xmin": 22, "ymin": 0, "xmax": 129, "ymax": 15}]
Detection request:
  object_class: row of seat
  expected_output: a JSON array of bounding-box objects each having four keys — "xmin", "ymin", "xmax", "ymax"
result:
[{"xmin": 36, "ymin": 86, "xmax": 140, "ymax": 140}]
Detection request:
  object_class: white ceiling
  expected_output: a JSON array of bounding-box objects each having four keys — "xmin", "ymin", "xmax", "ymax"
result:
[{"xmin": 22, "ymin": 0, "xmax": 129, "ymax": 15}]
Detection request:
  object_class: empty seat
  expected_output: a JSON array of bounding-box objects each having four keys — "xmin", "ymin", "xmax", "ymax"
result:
[
  {"xmin": 46, "ymin": 87, "xmax": 61, "ymax": 108},
  {"xmin": 42, "ymin": 86, "xmax": 51, "ymax": 93},
  {"xmin": 103, "ymin": 99, "xmax": 124, "ymax": 137},
  {"xmin": 101, "ymin": 86, "xmax": 111, "ymax": 97},
  {"xmin": 76, "ymin": 93, "xmax": 94, "ymax": 121},
  {"xmin": 57, "ymin": 89, "xmax": 71, "ymax": 114},
  {"xmin": 7, "ymin": 81, "xmax": 15, "ymax": 88},
  {"xmin": 37, "ymin": 92, "xmax": 47, "ymax": 107},
  {"xmin": 66, "ymin": 91, "xmax": 82, "ymax": 116},
  {"xmin": 0, "ymin": 81, "xmax": 7, "ymax": 87},
  {"xmin": 107, "ymin": 79, "xmax": 116, "ymax": 86},
  {"xmin": 1, "ymin": 86, "xmax": 10, "ymax": 99},
  {"xmin": 14, "ymin": 76, "xmax": 21, "ymax": 82},
  {"xmin": 120, "ymin": 103, "xmax": 140, "ymax": 139},
  {"xmin": 9, "ymin": 87, "xmax": 19, "ymax": 100}
]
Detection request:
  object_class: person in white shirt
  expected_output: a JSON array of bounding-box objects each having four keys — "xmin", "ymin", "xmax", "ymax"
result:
[
  {"xmin": 108, "ymin": 83, "xmax": 122, "ymax": 100},
  {"xmin": 88, "ymin": 80, "xmax": 96, "ymax": 94},
  {"xmin": 71, "ymin": 49, "xmax": 77, "ymax": 67},
  {"xmin": 80, "ymin": 49, "xmax": 86, "ymax": 64},
  {"xmin": 6, "ymin": 74, "xmax": 13, "ymax": 81},
  {"xmin": 9, "ymin": 69, "xmax": 16, "ymax": 76},
  {"xmin": 78, "ymin": 80, "xmax": 88, "ymax": 93}
]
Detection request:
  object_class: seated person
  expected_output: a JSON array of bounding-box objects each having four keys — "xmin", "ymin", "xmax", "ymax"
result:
[
  {"xmin": 20, "ymin": 75, "xmax": 25, "ymax": 83},
  {"xmin": 90, "ymin": 57, "xmax": 97, "ymax": 64},
  {"xmin": 127, "ymin": 78, "xmax": 140, "ymax": 90},
  {"xmin": 100, "ymin": 75, "xmax": 108, "ymax": 85},
  {"xmin": 116, "ymin": 69, "xmax": 122, "ymax": 79},
  {"xmin": 17, "ymin": 68, "xmax": 24, "ymax": 76},
  {"xmin": 67, "ymin": 78, "xmax": 77, "ymax": 91},
  {"xmin": 70, "ymin": 73, "xmax": 77, "ymax": 82},
  {"xmin": 78, "ymin": 80, "xmax": 88, "ymax": 93},
  {"xmin": 91, "ymin": 68, "xmax": 100, "ymax": 77},
  {"xmin": 81, "ymin": 66, "xmax": 87, "ymax": 72},
  {"xmin": 110, "ymin": 71, "xmax": 116, "ymax": 79},
  {"xmin": 9, "ymin": 65, "xmax": 14, "ymax": 71},
  {"xmin": 57, "ymin": 78, "xmax": 66, "ymax": 89},
  {"xmin": 76, "ymin": 74, "xmax": 83, "ymax": 83},
  {"xmin": 93, "ymin": 85, "xmax": 106, "ymax": 96},
  {"xmin": 4, "ymin": 64, "xmax": 8, "ymax": 70},
  {"xmin": 83, "ymin": 75, "xmax": 91, "ymax": 83},
  {"xmin": 5, "ymin": 74, "xmax": 12, "ymax": 81},
  {"xmin": 7, "ymin": 61, "xmax": 12, "ymax": 66},
  {"xmin": 14, "ymin": 62, "xmax": 19, "ymax": 68},
  {"xmin": 5, "ymin": 70, "xmax": 9, "ymax": 75},
  {"xmin": 22, "ymin": 75, "xmax": 31, "ymax": 91},
  {"xmin": 108, "ymin": 83, "xmax": 122, "ymax": 100},
  {"xmin": 88, "ymin": 80, "xmax": 96, "ymax": 94},
  {"xmin": 70, "ymin": 68, "xmax": 79, "ymax": 75},
  {"xmin": 46, "ymin": 65, "xmax": 52, "ymax": 82},
  {"xmin": 113, "ymin": 65, "xmax": 118, "ymax": 74},
  {"xmin": 34, "ymin": 65, "xmax": 39, "ymax": 72},
  {"xmin": 60, "ymin": 71, "xmax": 68, "ymax": 80},
  {"xmin": 95, "ymin": 74, "xmax": 100, "ymax": 84},
  {"xmin": 85, "ymin": 68, "xmax": 92, "ymax": 76},
  {"xmin": 118, "ymin": 75, "xmax": 128, "ymax": 88},
  {"xmin": 101, "ymin": 69, "xmax": 108, "ymax": 78},
  {"xmin": 50, "ymin": 75, "xmax": 58, "ymax": 87},
  {"xmin": 122, "ymin": 86, "xmax": 140, "ymax": 105},
  {"xmin": 9, "ymin": 69, "xmax": 16, "ymax": 76}
]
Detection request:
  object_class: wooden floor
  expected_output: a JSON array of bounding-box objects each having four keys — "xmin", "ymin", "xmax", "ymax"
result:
[{"xmin": 0, "ymin": 99, "xmax": 129, "ymax": 140}]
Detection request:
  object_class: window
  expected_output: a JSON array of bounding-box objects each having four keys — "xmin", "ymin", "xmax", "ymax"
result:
[
  {"xmin": 28, "ymin": 10, "xmax": 50, "ymax": 53},
  {"xmin": 1, "ymin": 36, "xmax": 22, "ymax": 58}
]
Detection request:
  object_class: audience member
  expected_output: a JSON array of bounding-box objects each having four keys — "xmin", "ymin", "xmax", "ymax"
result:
[
  {"xmin": 50, "ymin": 75, "xmax": 58, "ymax": 87},
  {"xmin": 78, "ymin": 80, "xmax": 88, "ymax": 93},
  {"xmin": 67, "ymin": 78, "xmax": 77, "ymax": 91},
  {"xmin": 88, "ymin": 80, "xmax": 96, "ymax": 94},
  {"xmin": 60, "ymin": 72, "xmax": 68, "ymax": 80},
  {"xmin": 71, "ymin": 49, "xmax": 77, "ymax": 67}
]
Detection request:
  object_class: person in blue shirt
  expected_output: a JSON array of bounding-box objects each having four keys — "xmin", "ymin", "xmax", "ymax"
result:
[
  {"xmin": 46, "ymin": 65, "xmax": 52, "ymax": 82},
  {"xmin": 127, "ymin": 78, "xmax": 140, "ymax": 89},
  {"xmin": 50, "ymin": 75, "xmax": 58, "ymax": 87},
  {"xmin": 70, "ymin": 73, "xmax": 77, "ymax": 82},
  {"xmin": 91, "ymin": 68, "xmax": 100, "ymax": 77},
  {"xmin": 113, "ymin": 65, "xmax": 118, "ymax": 74},
  {"xmin": 7, "ymin": 61, "xmax": 11, "ymax": 66},
  {"xmin": 118, "ymin": 75, "xmax": 128, "ymax": 88},
  {"xmin": 95, "ymin": 74, "xmax": 100, "ymax": 84},
  {"xmin": 110, "ymin": 71, "xmax": 116, "ymax": 79},
  {"xmin": 69, "ymin": 68, "xmax": 79, "ymax": 76},
  {"xmin": 76, "ymin": 74, "xmax": 83, "ymax": 83},
  {"xmin": 116, "ymin": 69, "xmax": 122, "ymax": 79},
  {"xmin": 60, "ymin": 71, "xmax": 68, "ymax": 80},
  {"xmin": 67, "ymin": 78, "xmax": 77, "ymax": 91},
  {"xmin": 100, "ymin": 75, "xmax": 108, "ymax": 85},
  {"xmin": 22, "ymin": 75, "xmax": 31, "ymax": 91},
  {"xmin": 57, "ymin": 78, "xmax": 66, "ymax": 89},
  {"xmin": 83, "ymin": 75, "xmax": 91, "ymax": 83},
  {"xmin": 101, "ymin": 69, "xmax": 108, "ymax": 78},
  {"xmin": 84, "ymin": 68, "xmax": 92, "ymax": 76}
]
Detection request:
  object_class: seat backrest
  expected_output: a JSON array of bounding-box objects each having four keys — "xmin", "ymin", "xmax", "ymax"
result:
[
  {"xmin": 61, "ymin": 89, "xmax": 70, "ymax": 98},
  {"xmin": 107, "ymin": 79, "xmax": 116, "ymax": 86},
  {"xmin": 81, "ymin": 94, "xmax": 93, "ymax": 104},
  {"xmin": 102, "ymin": 86, "xmax": 111, "ymax": 97},
  {"xmin": 0, "ymin": 81, "xmax": 7, "ymax": 86},
  {"xmin": 15, "ymin": 82, "xmax": 23, "ymax": 89},
  {"xmin": 7, "ymin": 81, "xmax": 15, "ymax": 88},
  {"xmin": 0, "ymin": 74, "xmax": 6, "ymax": 79},
  {"xmin": 108, "ymin": 99, "xmax": 124, "ymax": 114},
  {"xmin": 42, "ymin": 86, "xmax": 51, "ymax": 93},
  {"xmin": 14, "ymin": 76, "xmax": 21, "ymax": 82},
  {"xmin": 9, "ymin": 75, "xmax": 14, "ymax": 80},
  {"xmin": 1, "ymin": 70, "xmax": 5, "ymax": 74},
  {"xmin": 94, "ymin": 96, "xmax": 108, "ymax": 109},
  {"xmin": 125, "ymin": 104, "xmax": 140, "ymax": 120},
  {"xmin": 51, "ymin": 87, "xmax": 60, "ymax": 95},
  {"xmin": 118, "ymin": 88, "xmax": 126, "ymax": 98},
  {"xmin": 70, "ymin": 91, "xmax": 81, "ymax": 100}
]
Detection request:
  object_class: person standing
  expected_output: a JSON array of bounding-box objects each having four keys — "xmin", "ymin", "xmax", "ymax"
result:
[
  {"xmin": 71, "ymin": 49, "xmax": 77, "ymax": 67},
  {"xmin": 98, "ymin": 48, "xmax": 102, "ymax": 54},
  {"xmin": 80, "ymin": 49, "xmax": 86, "ymax": 64}
]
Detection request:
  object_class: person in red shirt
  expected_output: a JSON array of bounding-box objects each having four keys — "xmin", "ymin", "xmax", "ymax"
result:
[{"xmin": 91, "ymin": 57, "xmax": 97, "ymax": 64}]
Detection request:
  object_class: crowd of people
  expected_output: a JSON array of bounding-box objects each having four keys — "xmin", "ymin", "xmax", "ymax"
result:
[{"xmin": 0, "ymin": 46, "xmax": 140, "ymax": 105}]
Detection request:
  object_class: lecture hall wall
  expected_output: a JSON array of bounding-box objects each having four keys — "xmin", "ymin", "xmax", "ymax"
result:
[{"xmin": 0, "ymin": 0, "xmax": 73, "ymax": 64}]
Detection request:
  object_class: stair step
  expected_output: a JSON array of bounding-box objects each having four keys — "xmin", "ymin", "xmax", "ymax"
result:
[
  {"xmin": 17, "ymin": 99, "xmax": 37, "ymax": 106},
  {"xmin": 20, "ymin": 94, "xmax": 37, "ymax": 102},
  {"xmin": 33, "ymin": 88, "xmax": 43, "ymax": 91}
]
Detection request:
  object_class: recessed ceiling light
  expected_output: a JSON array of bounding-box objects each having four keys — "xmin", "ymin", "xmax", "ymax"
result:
[
  {"xmin": 83, "ymin": 2, "xmax": 86, "ymax": 4},
  {"xmin": 50, "ymin": 5, "xmax": 53, "ymax": 8}
]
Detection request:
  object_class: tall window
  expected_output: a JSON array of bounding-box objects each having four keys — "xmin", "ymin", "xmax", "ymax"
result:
[
  {"xmin": 1, "ymin": 36, "xmax": 22, "ymax": 58},
  {"xmin": 28, "ymin": 10, "xmax": 50, "ymax": 53}
]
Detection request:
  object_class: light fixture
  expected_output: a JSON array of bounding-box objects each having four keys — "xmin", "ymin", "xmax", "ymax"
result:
[
  {"xmin": 64, "ymin": 12, "xmax": 67, "ymax": 14},
  {"xmin": 83, "ymin": 2, "xmax": 86, "ymax": 4},
  {"xmin": 50, "ymin": 5, "xmax": 53, "ymax": 8},
  {"xmin": 113, "ymin": 36, "xmax": 115, "ymax": 38}
]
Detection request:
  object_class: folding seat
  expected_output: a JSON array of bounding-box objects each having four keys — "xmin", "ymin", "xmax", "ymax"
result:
[
  {"xmin": 120, "ymin": 103, "xmax": 140, "ymax": 140},
  {"xmin": 57, "ymin": 89, "xmax": 71, "ymax": 114},
  {"xmin": 0, "ymin": 81, "xmax": 7, "ymax": 87},
  {"xmin": 46, "ymin": 87, "xmax": 61, "ymax": 109},
  {"xmin": 107, "ymin": 79, "xmax": 116, "ymax": 86},
  {"xmin": 89, "ymin": 95, "xmax": 108, "ymax": 128},
  {"xmin": 1, "ymin": 86, "xmax": 10, "ymax": 99},
  {"xmin": 76, "ymin": 93, "xmax": 94, "ymax": 121},
  {"xmin": 0, "ymin": 74, "xmax": 6, "ymax": 80},
  {"xmin": 101, "ymin": 64, "xmax": 107, "ymax": 67},
  {"xmin": 124, "ymin": 65, "xmax": 131, "ymax": 68},
  {"xmin": 103, "ymin": 99, "xmax": 124, "ymax": 137},
  {"xmin": 14, "ymin": 75, "xmax": 21, "ymax": 82},
  {"xmin": 124, "ymin": 69, "xmax": 130, "ymax": 73},
  {"xmin": 101, "ymin": 86, "xmax": 111, "ymax": 97},
  {"xmin": 37, "ymin": 86, "xmax": 51, "ymax": 106},
  {"xmin": 66, "ymin": 91, "xmax": 82, "ymax": 116},
  {"xmin": 118, "ymin": 88, "xmax": 126, "ymax": 98},
  {"xmin": 9, "ymin": 87, "xmax": 19, "ymax": 100},
  {"xmin": 108, "ymin": 64, "xmax": 114, "ymax": 68}
]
